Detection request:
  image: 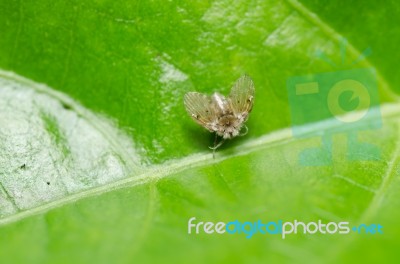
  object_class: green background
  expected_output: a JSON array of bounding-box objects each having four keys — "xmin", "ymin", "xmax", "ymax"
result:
[{"xmin": 0, "ymin": 0, "xmax": 399, "ymax": 263}]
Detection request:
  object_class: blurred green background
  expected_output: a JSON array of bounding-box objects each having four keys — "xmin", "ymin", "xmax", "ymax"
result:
[{"xmin": 0, "ymin": 0, "xmax": 399, "ymax": 263}]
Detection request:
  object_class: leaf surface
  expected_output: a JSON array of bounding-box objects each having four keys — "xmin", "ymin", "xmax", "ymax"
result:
[{"xmin": 0, "ymin": 0, "xmax": 398, "ymax": 263}]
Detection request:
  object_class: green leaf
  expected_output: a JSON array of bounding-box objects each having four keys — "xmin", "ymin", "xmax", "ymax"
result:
[{"xmin": 0, "ymin": 0, "xmax": 399, "ymax": 263}]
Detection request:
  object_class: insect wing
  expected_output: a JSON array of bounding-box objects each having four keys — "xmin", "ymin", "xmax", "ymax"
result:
[
  {"xmin": 228, "ymin": 75, "xmax": 255, "ymax": 116},
  {"xmin": 210, "ymin": 92, "xmax": 230, "ymax": 115},
  {"xmin": 184, "ymin": 92, "xmax": 216, "ymax": 130}
]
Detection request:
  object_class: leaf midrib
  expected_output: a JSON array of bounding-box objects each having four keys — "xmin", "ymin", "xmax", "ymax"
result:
[{"xmin": 1, "ymin": 102, "xmax": 399, "ymax": 226}]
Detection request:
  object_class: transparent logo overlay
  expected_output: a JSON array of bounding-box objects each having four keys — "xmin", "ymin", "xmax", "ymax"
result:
[{"xmin": 286, "ymin": 46, "xmax": 382, "ymax": 166}]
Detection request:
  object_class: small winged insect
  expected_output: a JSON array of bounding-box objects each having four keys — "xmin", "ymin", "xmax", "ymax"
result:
[{"xmin": 184, "ymin": 75, "xmax": 255, "ymax": 156}]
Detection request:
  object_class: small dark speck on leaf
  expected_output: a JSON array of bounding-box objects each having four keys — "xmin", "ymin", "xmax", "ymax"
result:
[
  {"xmin": 62, "ymin": 103, "xmax": 72, "ymax": 110},
  {"xmin": 20, "ymin": 164, "xmax": 26, "ymax": 169},
  {"xmin": 46, "ymin": 182, "xmax": 50, "ymax": 185}
]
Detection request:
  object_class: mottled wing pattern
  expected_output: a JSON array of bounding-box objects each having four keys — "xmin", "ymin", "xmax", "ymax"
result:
[
  {"xmin": 228, "ymin": 75, "xmax": 255, "ymax": 118},
  {"xmin": 184, "ymin": 92, "xmax": 216, "ymax": 131}
]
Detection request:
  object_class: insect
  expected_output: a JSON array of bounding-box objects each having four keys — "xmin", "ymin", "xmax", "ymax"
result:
[{"xmin": 184, "ymin": 75, "xmax": 255, "ymax": 156}]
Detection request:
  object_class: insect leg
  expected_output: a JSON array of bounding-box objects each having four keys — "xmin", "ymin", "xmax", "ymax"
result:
[
  {"xmin": 239, "ymin": 125, "xmax": 248, "ymax": 136},
  {"xmin": 211, "ymin": 139, "xmax": 225, "ymax": 158},
  {"xmin": 209, "ymin": 134, "xmax": 225, "ymax": 150},
  {"xmin": 214, "ymin": 132, "xmax": 218, "ymax": 155}
]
